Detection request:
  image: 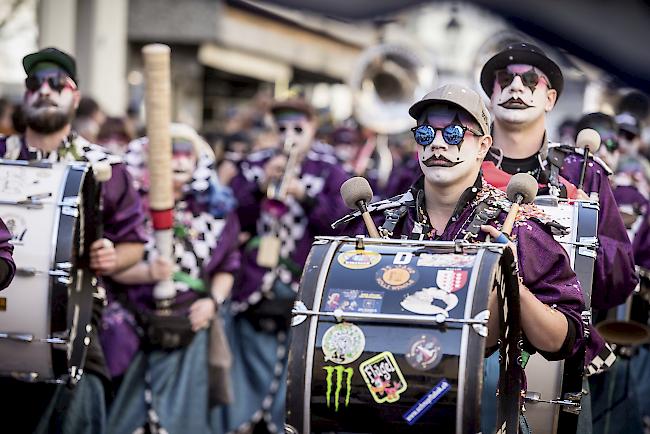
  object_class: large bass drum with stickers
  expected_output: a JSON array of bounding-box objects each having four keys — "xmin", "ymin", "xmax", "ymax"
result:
[
  {"xmin": 287, "ymin": 236, "xmax": 522, "ymax": 434},
  {"xmin": 0, "ymin": 160, "xmax": 100, "ymax": 384}
]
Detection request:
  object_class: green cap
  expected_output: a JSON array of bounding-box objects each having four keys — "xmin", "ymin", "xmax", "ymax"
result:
[{"xmin": 23, "ymin": 47, "xmax": 77, "ymax": 84}]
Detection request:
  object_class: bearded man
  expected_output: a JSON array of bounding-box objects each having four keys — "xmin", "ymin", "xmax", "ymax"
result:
[{"xmin": 0, "ymin": 47, "xmax": 147, "ymax": 433}]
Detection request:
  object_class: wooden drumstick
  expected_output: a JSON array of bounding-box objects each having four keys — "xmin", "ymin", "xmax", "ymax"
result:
[
  {"xmin": 501, "ymin": 173, "xmax": 538, "ymax": 236},
  {"xmin": 340, "ymin": 176, "xmax": 380, "ymax": 238},
  {"xmin": 142, "ymin": 43, "xmax": 175, "ymax": 303},
  {"xmin": 575, "ymin": 128, "xmax": 601, "ymax": 191}
]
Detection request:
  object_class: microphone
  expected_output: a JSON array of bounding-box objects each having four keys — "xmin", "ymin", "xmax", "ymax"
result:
[
  {"xmin": 340, "ymin": 177, "xmax": 380, "ymax": 238},
  {"xmin": 502, "ymin": 173, "xmax": 538, "ymax": 235},
  {"xmin": 575, "ymin": 128, "xmax": 601, "ymax": 191}
]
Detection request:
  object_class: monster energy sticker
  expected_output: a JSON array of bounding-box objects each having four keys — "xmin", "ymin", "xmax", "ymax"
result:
[
  {"xmin": 359, "ymin": 351, "xmax": 408, "ymax": 403},
  {"xmin": 324, "ymin": 366, "xmax": 353, "ymax": 412},
  {"xmin": 322, "ymin": 322, "xmax": 366, "ymax": 364},
  {"xmin": 337, "ymin": 249, "xmax": 381, "ymax": 270}
]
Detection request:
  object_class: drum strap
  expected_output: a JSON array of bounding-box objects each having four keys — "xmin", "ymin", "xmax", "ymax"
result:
[
  {"xmin": 380, "ymin": 204, "xmax": 409, "ymax": 238},
  {"xmin": 463, "ymin": 202, "xmax": 501, "ymax": 240}
]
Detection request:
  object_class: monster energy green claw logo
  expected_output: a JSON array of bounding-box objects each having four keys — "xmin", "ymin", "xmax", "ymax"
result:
[{"xmin": 324, "ymin": 366, "xmax": 353, "ymax": 411}]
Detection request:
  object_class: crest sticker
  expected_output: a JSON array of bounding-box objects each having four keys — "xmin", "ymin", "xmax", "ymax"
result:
[
  {"xmin": 375, "ymin": 265, "xmax": 418, "ymax": 291},
  {"xmin": 416, "ymin": 253, "xmax": 475, "ymax": 268},
  {"xmin": 436, "ymin": 269, "xmax": 468, "ymax": 293},
  {"xmin": 359, "ymin": 351, "xmax": 408, "ymax": 403},
  {"xmin": 338, "ymin": 250, "xmax": 381, "ymax": 270},
  {"xmin": 322, "ymin": 322, "xmax": 366, "ymax": 364}
]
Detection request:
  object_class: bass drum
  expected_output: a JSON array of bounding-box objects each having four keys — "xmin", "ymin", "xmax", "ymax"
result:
[
  {"xmin": 0, "ymin": 161, "xmax": 99, "ymax": 384},
  {"xmin": 524, "ymin": 197, "xmax": 598, "ymax": 434},
  {"xmin": 287, "ymin": 236, "xmax": 521, "ymax": 434}
]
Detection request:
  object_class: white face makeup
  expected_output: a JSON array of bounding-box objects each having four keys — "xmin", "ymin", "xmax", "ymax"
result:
[
  {"xmin": 416, "ymin": 105, "xmax": 488, "ymax": 187},
  {"xmin": 171, "ymin": 140, "xmax": 197, "ymax": 199},
  {"xmin": 490, "ymin": 64, "xmax": 555, "ymax": 126},
  {"xmin": 275, "ymin": 113, "xmax": 316, "ymax": 154}
]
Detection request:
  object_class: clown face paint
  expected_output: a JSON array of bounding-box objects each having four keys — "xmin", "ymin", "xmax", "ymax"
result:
[
  {"xmin": 171, "ymin": 139, "xmax": 197, "ymax": 199},
  {"xmin": 417, "ymin": 105, "xmax": 486, "ymax": 187},
  {"xmin": 490, "ymin": 64, "xmax": 554, "ymax": 126},
  {"xmin": 275, "ymin": 112, "xmax": 316, "ymax": 155}
]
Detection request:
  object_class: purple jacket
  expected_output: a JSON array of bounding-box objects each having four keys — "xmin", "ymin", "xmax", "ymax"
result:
[
  {"xmin": 0, "ymin": 218, "xmax": 15, "ymax": 289},
  {"xmin": 231, "ymin": 148, "xmax": 350, "ymax": 306},
  {"xmin": 343, "ymin": 176, "xmax": 586, "ymax": 361}
]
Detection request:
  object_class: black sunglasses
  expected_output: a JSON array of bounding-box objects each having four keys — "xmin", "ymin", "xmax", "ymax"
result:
[
  {"xmin": 619, "ymin": 130, "xmax": 638, "ymax": 141},
  {"xmin": 411, "ymin": 124, "xmax": 482, "ymax": 147},
  {"xmin": 278, "ymin": 125, "xmax": 304, "ymax": 134},
  {"xmin": 25, "ymin": 73, "xmax": 75, "ymax": 93},
  {"xmin": 495, "ymin": 68, "xmax": 551, "ymax": 91}
]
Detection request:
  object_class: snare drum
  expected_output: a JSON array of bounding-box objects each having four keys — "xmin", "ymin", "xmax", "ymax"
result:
[
  {"xmin": 524, "ymin": 197, "xmax": 599, "ymax": 434},
  {"xmin": 0, "ymin": 160, "xmax": 99, "ymax": 384},
  {"xmin": 286, "ymin": 236, "xmax": 521, "ymax": 434}
]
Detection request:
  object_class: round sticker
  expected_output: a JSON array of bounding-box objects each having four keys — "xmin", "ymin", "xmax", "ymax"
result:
[
  {"xmin": 405, "ymin": 334, "xmax": 443, "ymax": 371},
  {"xmin": 338, "ymin": 250, "xmax": 382, "ymax": 270},
  {"xmin": 322, "ymin": 322, "xmax": 366, "ymax": 364},
  {"xmin": 376, "ymin": 265, "xmax": 418, "ymax": 291}
]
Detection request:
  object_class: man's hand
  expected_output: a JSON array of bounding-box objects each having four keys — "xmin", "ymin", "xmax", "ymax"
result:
[
  {"xmin": 263, "ymin": 154, "xmax": 288, "ymax": 185},
  {"xmin": 90, "ymin": 238, "xmax": 117, "ymax": 275},
  {"xmin": 149, "ymin": 256, "xmax": 173, "ymax": 282},
  {"xmin": 188, "ymin": 298, "xmax": 216, "ymax": 332},
  {"xmin": 286, "ymin": 178, "xmax": 306, "ymax": 201}
]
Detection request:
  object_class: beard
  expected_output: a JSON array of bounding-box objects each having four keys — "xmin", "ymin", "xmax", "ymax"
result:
[{"xmin": 23, "ymin": 103, "xmax": 74, "ymax": 134}]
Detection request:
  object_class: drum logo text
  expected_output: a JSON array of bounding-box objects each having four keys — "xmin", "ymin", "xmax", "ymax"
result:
[
  {"xmin": 338, "ymin": 250, "xmax": 381, "ymax": 270},
  {"xmin": 323, "ymin": 366, "xmax": 353, "ymax": 412},
  {"xmin": 376, "ymin": 265, "xmax": 418, "ymax": 291},
  {"xmin": 359, "ymin": 351, "xmax": 408, "ymax": 404}
]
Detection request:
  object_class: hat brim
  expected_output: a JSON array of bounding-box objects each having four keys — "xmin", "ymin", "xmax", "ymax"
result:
[
  {"xmin": 408, "ymin": 98, "xmax": 484, "ymax": 134},
  {"xmin": 270, "ymin": 101, "xmax": 314, "ymax": 119},
  {"xmin": 23, "ymin": 50, "xmax": 76, "ymax": 82},
  {"xmin": 480, "ymin": 49, "xmax": 564, "ymax": 98}
]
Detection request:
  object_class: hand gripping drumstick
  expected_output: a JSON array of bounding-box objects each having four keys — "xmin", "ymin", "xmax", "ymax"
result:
[
  {"xmin": 575, "ymin": 128, "xmax": 601, "ymax": 191},
  {"xmin": 501, "ymin": 173, "xmax": 538, "ymax": 236},
  {"xmin": 142, "ymin": 44, "xmax": 175, "ymax": 303},
  {"xmin": 340, "ymin": 177, "xmax": 380, "ymax": 238}
]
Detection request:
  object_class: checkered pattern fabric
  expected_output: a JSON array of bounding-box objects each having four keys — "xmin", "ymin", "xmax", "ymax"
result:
[{"xmin": 586, "ymin": 342, "xmax": 617, "ymax": 376}]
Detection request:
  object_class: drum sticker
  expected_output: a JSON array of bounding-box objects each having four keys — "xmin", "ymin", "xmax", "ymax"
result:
[
  {"xmin": 322, "ymin": 322, "xmax": 366, "ymax": 364},
  {"xmin": 2, "ymin": 214, "xmax": 27, "ymax": 244},
  {"xmin": 402, "ymin": 379, "xmax": 451, "ymax": 425},
  {"xmin": 323, "ymin": 366, "xmax": 353, "ymax": 411},
  {"xmin": 405, "ymin": 334, "xmax": 443, "ymax": 371},
  {"xmin": 416, "ymin": 253, "xmax": 475, "ymax": 268},
  {"xmin": 375, "ymin": 265, "xmax": 418, "ymax": 291},
  {"xmin": 325, "ymin": 289, "xmax": 384, "ymax": 314},
  {"xmin": 400, "ymin": 286, "xmax": 459, "ymax": 316},
  {"xmin": 359, "ymin": 351, "xmax": 408, "ymax": 404},
  {"xmin": 436, "ymin": 269, "xmax": 468, "ymax": 293},
  {"xmin": 337, "ymin": 250, "xmax": 382, "ymax": 270}
]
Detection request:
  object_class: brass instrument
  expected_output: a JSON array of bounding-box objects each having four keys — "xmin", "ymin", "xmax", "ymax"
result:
[
  {"xmin": 349, "ymin": 43, "xmax": 436, "ymax": 190},
  {"xmin": 266, "ymin": 134, "xmax": 300, "ymax": 205}
]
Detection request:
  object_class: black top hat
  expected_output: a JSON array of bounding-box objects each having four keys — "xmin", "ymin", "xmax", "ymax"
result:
[
  {"xmin": 480, "ymin": 42, "xmax": 563, "ymax": 98},
  {"xmin": 23, "ymin": 47, "xmax": 77, "ymax": 84}
]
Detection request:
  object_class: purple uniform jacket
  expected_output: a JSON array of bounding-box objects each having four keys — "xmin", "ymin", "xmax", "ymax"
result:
[
  {"xmin": 612, "ymin": 184, "xmax": 650, "ymax": 270},
  {"xmin": 343, "ymin": 176, "xmax": 586, "ymax": 361},
  {"xmin": 0, "ymin": 218, "xmax": 15, "ymax": 289},
  {"xmin": 231, "ymin": 147, "xmax": 349, "ymax": 307},
  {"xmin": 0, "ymin": 135, "xmax": 147, "ymax": 246}
]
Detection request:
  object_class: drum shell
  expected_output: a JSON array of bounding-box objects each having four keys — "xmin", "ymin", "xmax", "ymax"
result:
[
  {"xmin": 0, "ymin": 162, "xmax": 99, "ymax": 383},
  {"xmin": 287, "ymin": 237, "xmax": 504, "ymax": 434}
]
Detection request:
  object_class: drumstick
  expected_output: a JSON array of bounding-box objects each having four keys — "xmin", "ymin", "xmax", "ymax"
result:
[
  {"xmin": 142, "ymin": 43, "xmax": 175, "ymax": 303},
  {"xmin": 501, "ymin": 173, "xmax": 538, "ymax": 236},
  {"xmin": 340, "ymin": 176, "xmax": 380, "ymax": 238},
  {"xmin": 575, "ymin": 128, "xmax": 601, "ymax": 191}
]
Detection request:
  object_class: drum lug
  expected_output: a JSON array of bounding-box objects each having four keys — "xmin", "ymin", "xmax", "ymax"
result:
[
  {"xmin": 59, "ymin": 196, "xmax": 80, "ymax": 207},
  {"xmin": 61, "ymin": 206, "xmax": 79, "ymax": 217},
  {"xmin": 291, "ymin": 301, "xmax": 308, "ymax": 327},
  {"xmin": 471, "ymin": 310, "xmax": 490, "ymax": 337},
  {"xmin": 56, "ymin": 262, "xmax": 73, "ymax": 270},
  {"xmin": 0, "ymin": 332, "xmax": 34, "ymax": 342},
  {"xmin": 355, "ymin": 235, "xmax": 365, "ymax": 250}
]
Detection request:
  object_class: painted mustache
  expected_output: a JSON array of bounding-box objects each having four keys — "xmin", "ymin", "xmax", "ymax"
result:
[
  {"xmin": 498, "ymin": 98, "xmax": 532, "ymax": 109},
  {"xmin": 422, "ymin": 154, "xmax": 462, "ymax": 168}
]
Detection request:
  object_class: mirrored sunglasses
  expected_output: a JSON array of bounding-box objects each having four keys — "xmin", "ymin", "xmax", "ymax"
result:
[
  {"xmin": 411, "ymin": 123, "xmax": 482, "ymax": 147},
  {"xmin": 495, "ymin": 68, "xmax": 550, "ymax": 91},
  {"xmin": 25, "ymin": 73, "xmax": 76, "ymax": 93}
]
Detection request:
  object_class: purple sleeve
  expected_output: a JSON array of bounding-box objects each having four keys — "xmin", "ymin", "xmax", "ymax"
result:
[
  {"xmin": 305, "ymin": 164, "xmax": 350, "ymax": 235},
  {"xmin": 515, "ymin": 221, "xmax": 586, "ymax": 358},
  {"xmin": 581, "ymin": 163, "xmax": 638, "ymax": 309},
  {"xmin": 230, "ymin": 171, "xmax": 263, "ymax": 234},
  {"xmin": 633, "ymin": 213, "xmax": 650, "ymax": 270},
  {"xmin": 101, "ymin": 163, "xmax": 147, "ymax": 244},
  {"xmin": 203, "ymin": 212, "xmax": 241, "ymax": 278},
  {"xmin": 0, "ymin": 218, "xmax": 15, "ymax": 290}
]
